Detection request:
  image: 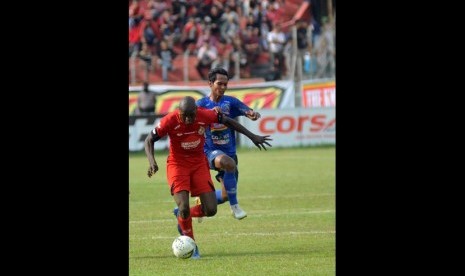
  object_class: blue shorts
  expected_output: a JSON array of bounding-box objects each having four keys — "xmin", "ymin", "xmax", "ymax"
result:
[{"xmin": 206, "ymin": 149, "xmax": 238, "ymax": 182}]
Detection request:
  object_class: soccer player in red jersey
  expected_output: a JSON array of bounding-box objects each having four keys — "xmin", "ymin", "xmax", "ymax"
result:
[{"xmin": 144, "ymin": 96, "xmax": 272, "ymax": 259}]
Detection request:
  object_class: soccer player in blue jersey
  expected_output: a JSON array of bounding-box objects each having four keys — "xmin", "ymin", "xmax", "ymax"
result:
[{"xmin": 195, "ymin": 66, "xmax": 264, "ymax": 220}]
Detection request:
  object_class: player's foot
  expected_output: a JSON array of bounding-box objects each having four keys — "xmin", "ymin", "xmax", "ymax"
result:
[
  {"xmin": 194, "ymin": 197, "xmax": 203, "ymax": 223},
  {"xmin": 173, "ymin": 207, "xmax": 182, "ymax": 235},
  {"xmin": 191, "ymin": 245, "xmax": 201, "ymax": 259},
  {"xmin": 230, "ymin": 204, "xmax": 247, "ymax": 220}
]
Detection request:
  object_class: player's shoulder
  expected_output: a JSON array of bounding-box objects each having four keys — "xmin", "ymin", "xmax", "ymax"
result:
[
  {"xmin": 223, "ymin": 95, "xmax": 242, "ymax": 103},
  {"xmin": 196, "ymin": 106, "xmax": 215, "ymax": 115},
  {"xmin": 162, "ymin": 110, "xmax": 179, "ymax": 121},
  {"xmin": 156, "ymin": 110, "xmax": 177, "ymax": 129},
  {"xmin": 222, "ymin": 95, "xmax": 236, "ymax": 100},
  {"xmin": 196, "ymin": 97, "xmax": 210, "ymax": 106}
]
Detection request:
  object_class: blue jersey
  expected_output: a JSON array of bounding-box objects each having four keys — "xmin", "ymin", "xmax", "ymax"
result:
[{"xmin": 196, "ymin": 95, "xmax": 252, "ymax": 156}]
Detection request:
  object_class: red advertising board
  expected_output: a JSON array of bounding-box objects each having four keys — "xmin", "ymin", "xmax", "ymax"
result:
[{"xmin": 301, "ymin": 81, "xmax": 335, "ymax": 108}]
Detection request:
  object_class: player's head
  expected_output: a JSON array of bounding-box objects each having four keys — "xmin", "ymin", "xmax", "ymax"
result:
[
  {"xmin": 179, "ymin": 96, "xmax": 197, "ymax": 124},
  {"xmin": 208, "ymin": 67, "xmax": 229, "ymax": 97},
  {"xmin": 208, "ymin": 66, "xmax": 229, "ymax": 83}
]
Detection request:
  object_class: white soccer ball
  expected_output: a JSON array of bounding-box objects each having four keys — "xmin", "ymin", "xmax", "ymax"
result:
[{"xmin": 172, "ymin": 235, "xmax": 196, "ymax": 259}]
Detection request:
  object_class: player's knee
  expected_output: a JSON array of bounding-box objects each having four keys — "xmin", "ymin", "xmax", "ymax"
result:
[
  {"xmin": 221, "ymin": 156, "xmax": 236, "ymax": 172},
  {"xmin": 204, "ymin": 206, "xmax": 217, "ymax": 217},
  {"xmin": 179, "ymin": 205, "xmax": 190, "ymax": 219}
]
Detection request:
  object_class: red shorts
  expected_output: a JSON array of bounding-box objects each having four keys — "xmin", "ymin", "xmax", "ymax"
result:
[{"xmin": 166, "ymin": 157, "xmax": 215, "ymax": 196}]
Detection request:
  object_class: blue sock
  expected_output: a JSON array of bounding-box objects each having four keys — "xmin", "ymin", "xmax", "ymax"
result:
[
  {"xmin": 215, "ymin": 189, "xmax": 225, "ymax": 204},
  {"xmin": 223, "ymin": 171, "xmax": 238, "ymax": 205}
]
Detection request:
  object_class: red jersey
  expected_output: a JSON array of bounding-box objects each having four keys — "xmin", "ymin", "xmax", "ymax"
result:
[{"xmin": 155, "ymin": 107, "xmax": 219, "ymax": 164}]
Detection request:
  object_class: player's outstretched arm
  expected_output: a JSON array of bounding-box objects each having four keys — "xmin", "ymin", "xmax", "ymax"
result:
[
  {"xmin": 221, "ymin": 116, "xmax": 273, "ymax": 150},
  {"xmin": 144, "ymin": 130, "xmax": 159, "ymax": 177},
  {"xmin": 245, "ymin": 110, "xmax": 261, "ymax": 121}
]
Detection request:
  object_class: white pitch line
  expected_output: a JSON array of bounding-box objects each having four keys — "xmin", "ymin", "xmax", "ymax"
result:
[
  {"xmin": 130, "ymin": 230, "xmax": 335, "ymax": 240},
  {"xmin": 129, "ymin": 209, "xmax": 335, "ymax": 224},
  {"xmin": 131, "ymin": 193, "xmax": 335, "ymax": 204}
]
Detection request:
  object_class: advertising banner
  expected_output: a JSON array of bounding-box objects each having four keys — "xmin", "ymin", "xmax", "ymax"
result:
[
  {"xmin": 129, "ymin": 115, "xmax": 169, "ymax": 152},
  {"xmin": 301, "ymin": 79, "xmax": 335, "ymax": 108},
  {"xmin": 129, "ymin": 80, "xmax": 295, "ymax": 115},
  {"xmin": 238, "ymin": 107, "xmax": 335, "ymax": 147}
]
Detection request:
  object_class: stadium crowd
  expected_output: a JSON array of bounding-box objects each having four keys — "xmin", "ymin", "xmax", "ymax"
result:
[{"xmin": 129, "ymin": 0, "xmax": 335, "ymax": 83}]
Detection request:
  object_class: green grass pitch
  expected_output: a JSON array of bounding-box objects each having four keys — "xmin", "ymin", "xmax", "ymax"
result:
[{"xmin": 129, "ymin": 146, "xmax": 335, "ymax": 275}]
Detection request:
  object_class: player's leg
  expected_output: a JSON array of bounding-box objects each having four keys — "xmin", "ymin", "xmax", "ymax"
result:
[
  {"xmin": 168, "ymin": 163, "xmax": 196, "ymax": 238},
  {"xmin": 217, "ymin": 156, "xmax": 239, "ymax": 203},
  {"xmin": 189, "ymin": 159, "xmax": 217, "ymax": 219},
  {"xmin": 205, "ymin": 150, "xmax": 229, "ymax": 205},
  {"xmin": 173, "ymin": 190, "xmax": 195, "ymax": 240},
  {"xmin": 213, "ymin": 154, "xmax": 247, "ymax": 220},
  {"xmin": 197, "ymin": 191, "xmax": 218, "ymax": 216},
  {"xmin": 188, "ymin": 161, "xmax": 217, "ymax": 259}
]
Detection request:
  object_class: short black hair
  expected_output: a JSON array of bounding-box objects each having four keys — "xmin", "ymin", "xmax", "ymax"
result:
[{"xmin": 208, "ymin": 66, "xmax": 229, "ymax": 83}]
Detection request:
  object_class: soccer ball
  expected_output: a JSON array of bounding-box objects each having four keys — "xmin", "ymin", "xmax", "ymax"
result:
[{"xmin": 172, "ymin": 235, "xmax": 196, "ymax": 259}]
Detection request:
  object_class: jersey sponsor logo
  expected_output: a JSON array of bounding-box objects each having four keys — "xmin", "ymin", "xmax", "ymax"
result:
[
  {"xmin": 211, "ymin": 132, "xmax": 230, "ymax": 145},
  {"xmin": 198, "ymin": 126, "xmax": 205, "ymax": 135},
  {"xmin": 181, "ymin": 139, "xmax": 201, "ymax": 150},
  {"xmin": 211, "ymin": 123, "xmax": 227, "ymax": 130},
  {"xmin": 221, "ymin": 103, "xmax": 231, "ymax": 115}
]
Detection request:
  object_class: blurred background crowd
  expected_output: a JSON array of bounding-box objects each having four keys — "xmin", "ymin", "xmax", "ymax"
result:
[{"xmin": 129, "ymin": 0, "xmax": 335, "ymax": 84}]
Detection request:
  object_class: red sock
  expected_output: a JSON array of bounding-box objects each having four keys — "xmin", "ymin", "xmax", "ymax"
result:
[
  {"xmin": 178, "ymin": 215, "xmax": 195, "ymax": 240},
  {"xmin": 190, "ymin": 204, "xmax": 205, "ymax": 218}
]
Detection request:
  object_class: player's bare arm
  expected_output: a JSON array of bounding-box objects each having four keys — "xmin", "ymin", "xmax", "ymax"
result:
[
  {"xmin": 144, "ymin": 129, "xmax": 160, "ymax": 177},
  {"xmin": 221, "ymin": 116, "xmax": 272, "ymax": 150},
  {"xmin": 245, "ymin": 110, "xmax": 261, "ymax": 121}
]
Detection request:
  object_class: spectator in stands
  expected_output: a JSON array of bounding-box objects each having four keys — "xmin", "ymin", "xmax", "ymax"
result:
[
  {"xmin": 296, "ymin": 19, "xmax": 313, "ymax": 75},
  {"xmin": 230, "ymin": 35, "xmax": 247, "ymax": 78},
  {"xmin": 156, "ymin": 40, "xmax": 177, "ymax": 82},
  {"xmin": 212, "ymin": 38, "xmax": 233, "ymax": 73},
  {"xmin": 206, "ymin": 5, "xmax": 223, "ymax": 37},
  {"xmin": 196, "ymin": 39, "xmax": 218, "ymax": 80},
  {"xmin": 146, "ymin": 0, "xmax": 169, "ymax": 20},
  {"xmin": 138, "ymin": 42, "xmax": 154, "ymax": 83},
  {"xmin": 241, "ymin": 26, "xmax": 261, "ymax": 66},
  {"xmin": 195, "ymin": 28, "xmax": 218, "ymax": 49},
  {"xmin": 134, "ymin": 82, "xmax": 157, "ymax": 115},
  {"xmin": 129, "ymin": 0, "xmax": 144, "ymax": 28},
  {"xmin": 141, "ymin": 18, "xmax": 161, "ymax": 54},
  {"xmin": 309, "ymin": 17, "xmax": 321, "ymax": 48},
  {"xmin": 181, "ymin": 16, "xmax": 203, "ymax": 52},
  {"xmin": 160, "ymin": 15, "xmax": 182, "ymax": 49},
  {"xmin": 267, "ymin": 22, "xmax": 286, "ymax": 78},
  {"xmin": 129, "ymin": 18, "xmax": 143, "ymax": 58},
  {"xmin": 170, "ymin": 0, "xmax": 188, "ymax": 26},
  {"xmin": 314, "ymin": 17, "xmax": 335, "ymax": 78},
  {"xmin": 219, "ymin": 5, "xmax": 239, "ymax": 43}
]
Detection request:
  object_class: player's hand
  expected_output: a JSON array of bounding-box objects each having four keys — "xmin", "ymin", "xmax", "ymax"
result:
[
  {"xmin": 212, "ymin": 106, "xmax": 222, "ymax": 114},
  {"xmin": 252, "ymin": 135, "xmax": 272, "ymax": 151},
  {"xmin": 147, "ymin": 163, "xmax": 159, "ymax": 177},
  {"xmin": 246, "ymin": 110, "xmax": 261, "ymax": 121}
]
